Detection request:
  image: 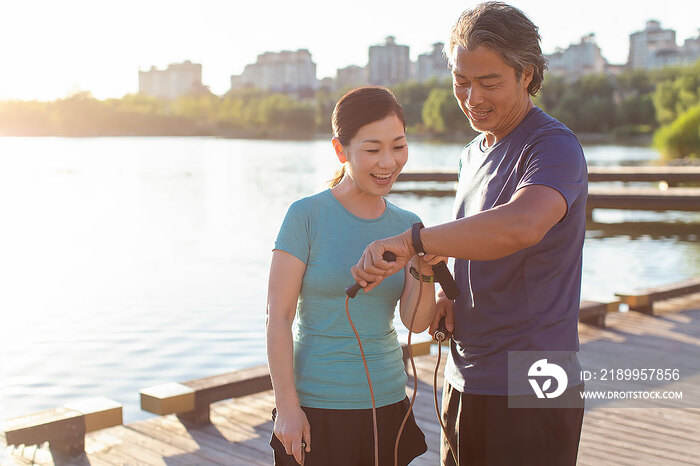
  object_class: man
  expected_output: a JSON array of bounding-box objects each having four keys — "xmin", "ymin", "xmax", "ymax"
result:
[{"xmin": 351, "ymin": 2, "xmax": 587, "ymax": 465}]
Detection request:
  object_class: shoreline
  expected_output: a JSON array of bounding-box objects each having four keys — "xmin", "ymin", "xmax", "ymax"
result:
[{"xmin": 0, "ymin": 130, "xmax": 655, "ymax": 147}]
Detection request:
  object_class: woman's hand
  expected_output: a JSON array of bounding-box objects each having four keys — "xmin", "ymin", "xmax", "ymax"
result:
[
  {"xmin": 351, "ymin": 229, "xmax": 414, "ymax": 292},
  {"xmin": 415, "ymin": 253, "xmax": 449, "ymax": 277},
  {"xmin": 273, "ymin": 405, "xmax": 311, "ymax": 464},
  {"xmin": 429, "ymin": 288, "xmax": 455, "ymax": 337}
]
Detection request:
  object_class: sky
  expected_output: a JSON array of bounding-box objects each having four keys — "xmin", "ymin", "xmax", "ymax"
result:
[{"xmin": 1, "ymin": 0, "xmax": 699, "ymax": 101}]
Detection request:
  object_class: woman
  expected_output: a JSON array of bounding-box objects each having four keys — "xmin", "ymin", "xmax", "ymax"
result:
[{"xmin": 266, "ymin": 86, "xmax": 438, "ymax": 466}]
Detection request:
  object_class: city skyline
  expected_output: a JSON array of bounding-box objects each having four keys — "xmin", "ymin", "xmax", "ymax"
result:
[{"xmin": 1, "ymin": 0, "xmax": 699, "ymax": 101}]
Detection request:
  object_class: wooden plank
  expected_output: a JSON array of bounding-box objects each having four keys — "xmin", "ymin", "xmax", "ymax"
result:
[
  {"xmin": 64, "ymin": 397, "xmax": 123, "ymax": 433},
  {"xmin": 182, "ymin": 365, "xmax": 272, "ymax": 406},
  {"xmin": 391, "ymin": 185, "xmax": 700, "ymax": 214},
  {"xmin": 397, "ymin": 167, "xmax": 700, "ymax": 184},
  {"xmin": 579, "ymin": 300, "xmax": 619, "ymax": 327},
  {"xmin": 587, "ymin": 166, "xmax": 700, "ymax": 183},
  {"xmin": 587, "ymin": 187, "xmax": 700, "ymax": 212},
  {"xmin": 140, "ymin": 382, "xmax": 195, "ymax": 415},
  {"xmin": 397, "ymin": 171, "xmax": 458, "ymax": 182},
  {"xmin": 4, "ymin": 407, "xmax": 85, "ymax": 456},
  {"xmin": 616, "ymin": 277, "xmax": 700, "ymax": 314},
  {"xmin": 402, "ymin": 339, "xmax": 433, "ymax": 366}
]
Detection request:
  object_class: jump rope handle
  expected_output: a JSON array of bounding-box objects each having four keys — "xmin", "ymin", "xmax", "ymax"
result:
[
  {"xmin": 433, "ymin": 316, "xmax": 451, "ymax": 342},
  {"xmin": 345, "ymin": 251, "xmax": 397, "ymax": 298}
]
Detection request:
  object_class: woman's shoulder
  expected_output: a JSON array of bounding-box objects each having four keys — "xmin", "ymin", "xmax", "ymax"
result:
[
  {"xmin": 285, "ymin": 189, "xmax": 332, "ymax": 218},
  {"xmin": 385, "ymin": 198, "xmax": 421, "ymax": 224}
]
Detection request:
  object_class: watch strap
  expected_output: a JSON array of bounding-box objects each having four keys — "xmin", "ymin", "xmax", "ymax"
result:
[{"xmin": 412, "ymin": 222, "xmax": 426, "ymax": 256}]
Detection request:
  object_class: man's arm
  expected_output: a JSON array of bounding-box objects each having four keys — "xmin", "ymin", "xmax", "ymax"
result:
[
  {"xmin": 421, "ymin": 184, "xmax": 567, "ymax": 260},
  {"xmin": 351, "ymin": 184, "xmax": 567, "ymax": 291}
]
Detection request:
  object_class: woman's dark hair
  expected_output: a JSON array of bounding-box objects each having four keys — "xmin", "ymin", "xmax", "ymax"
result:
[
  {"xmin": 445, "ymin": 1, "xmax": 548, "ymax": 96},
  {"xmin": 329, "ymin": 86, "xmax": 406, "ymax": 187}
]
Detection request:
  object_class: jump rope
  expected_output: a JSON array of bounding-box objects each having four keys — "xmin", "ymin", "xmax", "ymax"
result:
[{"xmin": 324, "ymin": 251, "xmax": 461, "ymax": 466}]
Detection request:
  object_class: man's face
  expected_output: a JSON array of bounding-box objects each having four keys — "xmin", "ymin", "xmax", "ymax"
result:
[{"xmin": 451, "ymin": 45, "xmax": 532, "ymax": 143}]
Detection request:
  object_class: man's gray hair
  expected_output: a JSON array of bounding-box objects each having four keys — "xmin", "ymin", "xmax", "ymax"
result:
[{"xmin": 445, "ymin": 1, "xmax": 548, "ymax": 96}]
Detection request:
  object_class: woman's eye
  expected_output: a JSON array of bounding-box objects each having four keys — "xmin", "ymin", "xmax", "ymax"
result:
[
  {"xmin": 394, "ymin": 145, "xmax": 406, "ymax": 151},
  {"xmin": 365, "ymin": 149, "xmax": 379, "ymax": 154}
]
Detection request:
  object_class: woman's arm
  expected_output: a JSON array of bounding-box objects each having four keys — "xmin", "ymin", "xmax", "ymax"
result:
[
  {"xmin": 266, "ymin": 249, "xmax": 311, "ymax": 463},
  {"xmin": 398, "ymin": 256, "xmax": 437, "ymax": 333}
]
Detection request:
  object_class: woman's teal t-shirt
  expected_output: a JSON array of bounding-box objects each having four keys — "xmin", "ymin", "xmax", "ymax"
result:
[{"xmin": 274, "ymin": 189, "xmax": 420, "ymax": 409}]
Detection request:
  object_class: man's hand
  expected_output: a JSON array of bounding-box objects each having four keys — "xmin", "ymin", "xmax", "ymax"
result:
[
  {"xmin": 351, "ymin": 228, "xmax": 414, "ymax": 292},
  {"xmin": 429, "ymin": 288, "xmax": 455, "ymax": 337}
]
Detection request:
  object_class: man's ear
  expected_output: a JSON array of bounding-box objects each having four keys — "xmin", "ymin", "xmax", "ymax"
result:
[
  {"xmin": 521, "ymin": 65, "xmax": 534, "ymax": 91},
  {"xmin": 332, "ymin": 138, "xmax": 346, "ymax": 163}
]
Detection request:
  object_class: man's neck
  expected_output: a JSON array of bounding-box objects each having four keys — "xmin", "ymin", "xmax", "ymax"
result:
[{"xmin": 483, "ymin": 100, "xmax": 535, "ymax": 148}]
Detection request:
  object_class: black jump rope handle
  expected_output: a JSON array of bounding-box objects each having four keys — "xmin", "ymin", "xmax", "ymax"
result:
[
  {"xmin": 345, "ymin": 252, "xmax": 460, "ymax": 342},
  {"xmin": 345, "ymin": 252, "xmax": 397, "ymax": 299}
]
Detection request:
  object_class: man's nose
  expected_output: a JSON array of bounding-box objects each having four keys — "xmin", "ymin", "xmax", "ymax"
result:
[{"xmin": 466, "ymin": 87, "xmax": 483, "ymax": 107}]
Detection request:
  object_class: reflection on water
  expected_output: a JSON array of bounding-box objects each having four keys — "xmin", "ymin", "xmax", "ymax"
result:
[{"xmin": 0, "ymin": 137, "xmax": 697, "ymax": 424}]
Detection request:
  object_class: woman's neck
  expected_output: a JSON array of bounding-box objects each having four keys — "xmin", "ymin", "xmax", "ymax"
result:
[{"xmin": 331, "ymin": 177, "xmax": 386, "ymax": 219}]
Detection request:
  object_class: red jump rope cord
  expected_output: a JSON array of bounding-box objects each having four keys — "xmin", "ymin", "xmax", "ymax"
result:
[
  {"xmin": 344, "ymin": 270, "xmax": 425, "ymax": 466},
  {"xmin": 345, "ymin": 295, "xmax": 380, "ymax": 466}
]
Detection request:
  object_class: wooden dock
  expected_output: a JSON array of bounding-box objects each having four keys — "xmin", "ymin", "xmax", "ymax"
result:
[{"xmin": 4, "ymin": 291, "xmax": 700, "ymax": 465}]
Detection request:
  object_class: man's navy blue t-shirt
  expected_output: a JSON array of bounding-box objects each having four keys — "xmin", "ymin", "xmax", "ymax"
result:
[{"xmin": 445, "ymin": 107, "xmax": 588, "ymax": 395}]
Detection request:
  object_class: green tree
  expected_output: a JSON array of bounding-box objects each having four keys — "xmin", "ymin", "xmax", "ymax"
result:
[
  {"xmin": 653, "ymin": 103, "xmax": 700, "ymax": 160},
  {"xmin": 422, "ymin": 88, "xmax": 465, "ymax": 134},
  {"xmin": 652, "ymin": 61, "xmax": 700, "ymax": 125}
]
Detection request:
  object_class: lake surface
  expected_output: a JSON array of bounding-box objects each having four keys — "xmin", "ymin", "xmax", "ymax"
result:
[{"xmin": 1, "ymin": 137, "xmax": 699, "ymax": 425}]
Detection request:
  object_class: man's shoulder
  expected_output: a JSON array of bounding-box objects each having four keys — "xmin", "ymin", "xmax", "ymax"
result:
[{"xmin": 525, "ymin": 108, "xmax": 578, "ymax": 143}]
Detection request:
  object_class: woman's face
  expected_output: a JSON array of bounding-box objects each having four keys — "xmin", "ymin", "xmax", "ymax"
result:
[{"xmin": 342, "ymin": 114, "xmax": 408, "ymax": 197}]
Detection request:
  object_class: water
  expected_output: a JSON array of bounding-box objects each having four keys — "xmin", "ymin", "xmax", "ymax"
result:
[{"xmin": 0, "ymin": 137, "xmax": 698, "ymax": 425}]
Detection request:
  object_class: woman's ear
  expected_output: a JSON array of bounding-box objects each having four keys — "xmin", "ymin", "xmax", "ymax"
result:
[{"xmin": 332, "ymin": 137, "xmax": 346, "ymax": 164}]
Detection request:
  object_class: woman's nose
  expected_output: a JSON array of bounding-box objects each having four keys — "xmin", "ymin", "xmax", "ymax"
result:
[{"xmin": 377, "ymin": 150, "xmax": 396, "ymax": 169}]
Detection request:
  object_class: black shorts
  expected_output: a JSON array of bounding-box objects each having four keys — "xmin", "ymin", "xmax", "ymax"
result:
[
  {"xmin": 440, "ymin": 381, "xmax": 585, "ymax": 466},
  {"xmin": 270, "ymin": 397, "xmax": 427, "ymax": 466}
]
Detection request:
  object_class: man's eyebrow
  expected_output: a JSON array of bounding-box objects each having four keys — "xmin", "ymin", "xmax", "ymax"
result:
[
  {"xmin": 452, "ymin": 72, "xmax": 502, "ymax": 80},
  {"xmin": 475, "ymin": 73, "xmax": 501, "ymax": 80}
]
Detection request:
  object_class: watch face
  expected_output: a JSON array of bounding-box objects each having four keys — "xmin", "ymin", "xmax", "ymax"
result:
[{"xmin": 418, "ymin": 252, "xmax": 425, "ymax": 256}]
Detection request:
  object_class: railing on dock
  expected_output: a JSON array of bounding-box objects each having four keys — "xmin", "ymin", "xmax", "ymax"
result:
[
  {"xmin": 394, "ymin": 167, "xmax": 700, "ymax": 217},
  {"xmin": 396, "ymin": 166, "xmax": 700, "ymax": 184}
]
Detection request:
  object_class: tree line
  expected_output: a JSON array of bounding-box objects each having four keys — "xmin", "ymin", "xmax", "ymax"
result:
[{"xmin": 0, "ymin": 60, "xmax": 698, "ymax": 159}]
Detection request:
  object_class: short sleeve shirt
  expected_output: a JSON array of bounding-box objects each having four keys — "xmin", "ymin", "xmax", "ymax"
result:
[
  {"xmin": 446, "ymin": 107, "xmax": 588, "ymax": 395},
  {"xmin": 274, "ymin": 189, "xmax": 421, "ymax": 408}
]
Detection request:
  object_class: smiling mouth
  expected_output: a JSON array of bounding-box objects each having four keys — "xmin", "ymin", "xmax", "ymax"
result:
[
  {"xmin": 468, "ymin": 108, "xmax": 492, "ymax": 120},
  {"xmin": 370, "ymin": 172, "xmax": 394, "ymax": 184}
]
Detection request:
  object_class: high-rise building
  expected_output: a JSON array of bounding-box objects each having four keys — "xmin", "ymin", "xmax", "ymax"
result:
[
  {"xmin": 416, "ymin": 42, "xmax": 451, "ymax": 82},
  {"xmin": 230, "ymin": 49, "xmax": 317, "ymax": 94},
  {"xmin": 628, "ymin": 20, "xmax": 679, "ymax": 69},
  {"xmin": 680, "ymin": 31, "xmax": 700, "ymax": 64},
  {"xmin": 138, "ymin": 60, "xmax": 206, "ymax": 100},
  {"xmin": 336, "ymin": 65, "xmax": 367, "ymax": 90},
  {"xmin": 368, "ymin": 36, "xmax": 410, "ymax": 86},
  {"xmin": 546, "ymin": 34, "xmax": 608, "ymax": 79}
]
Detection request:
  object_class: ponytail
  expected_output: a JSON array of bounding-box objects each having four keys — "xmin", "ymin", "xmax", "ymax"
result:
[{"xmin": 329, "ymin": 164, "xmax": 346, "ymax": 188}]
